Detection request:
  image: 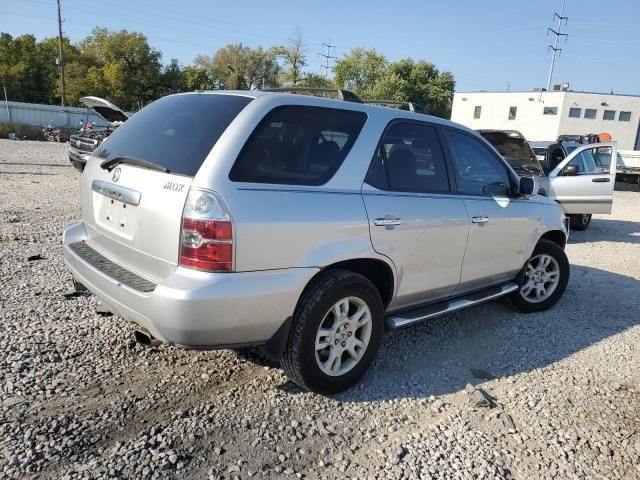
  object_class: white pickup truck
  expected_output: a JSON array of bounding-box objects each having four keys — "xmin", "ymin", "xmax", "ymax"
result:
[{"xmin": 617, "ymin": 150, "xmax": 640, "ymax": 191}]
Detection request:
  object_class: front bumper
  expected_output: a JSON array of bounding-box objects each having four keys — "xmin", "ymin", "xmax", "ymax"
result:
[{"xmin": 62, "ymin": 222, "xmax": 317, "ymax": 348}]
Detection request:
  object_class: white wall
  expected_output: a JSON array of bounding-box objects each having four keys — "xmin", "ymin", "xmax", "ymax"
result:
[
  {"xmin": 451, "ymin": 91, "xmax": 640, "ymax": 150},
  {"xmin": 558, "ymin": 93, "xmax": 640, "ymax": 150},
  {"xmin": 451, "ymin": 91, "xmax": 565, "ymax": 141}
]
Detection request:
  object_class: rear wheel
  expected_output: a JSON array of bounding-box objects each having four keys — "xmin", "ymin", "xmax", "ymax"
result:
[
  {"xmin": 509, "ymin": 240, "xmax": 569, "ymax": 313},
  {"xmin": 570, "ymin": 213, "xmax": 592, "ymax": 231},
  {"xmin": 281, "ymin": 269, "xmax": 384, "ymax": 394}
]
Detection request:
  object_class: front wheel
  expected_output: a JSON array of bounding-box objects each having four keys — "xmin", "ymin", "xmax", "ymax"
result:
[
  {"xmin": 509, "ymin": 240, "xmax": 570, "ymax": 313},
  {"xmin": 281, "ymin": 269, "xmax": 384, "ymax": 394},
  {"xmin": 570, "ymin": 213, "xmax": 592, "ymax": 231}
]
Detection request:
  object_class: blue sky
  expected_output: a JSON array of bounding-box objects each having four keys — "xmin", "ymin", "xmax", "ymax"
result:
[{"xmin": 3, "ymin": 0, "xmax": 639, "ymax": 94}]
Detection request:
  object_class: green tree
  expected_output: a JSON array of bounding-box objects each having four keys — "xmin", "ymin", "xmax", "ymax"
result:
[
  {"xmin": 333, "ymin": 48, "xmax": 388, "ymax": 99},
  {"xmin": 195, "ymin": 44, "xmax": 279, "ymax": 90},
  {"xmin": 182, "ymin": 65, "xmax": 214, "ymax": 90},
  {"xmin": 275, "ymin": 28, "xmax": 307, "ymax": 86}
]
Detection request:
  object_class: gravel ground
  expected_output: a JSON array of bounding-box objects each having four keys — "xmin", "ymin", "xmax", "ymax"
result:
[{"xmin": 1, "ymin": 139, "xmax": 639, "ymax": 480}]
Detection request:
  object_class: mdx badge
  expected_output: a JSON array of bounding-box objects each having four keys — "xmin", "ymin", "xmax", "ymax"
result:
[
  {"xmin": 112, "ymin": 167, "xmax": 121, "ymax": 183},
  {"xmin": 163, "ymin": 181, "xmax": 185, "ymax": 192}
]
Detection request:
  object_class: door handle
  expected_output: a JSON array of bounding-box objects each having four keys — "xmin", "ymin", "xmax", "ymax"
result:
[
  {"xmin": 592, "ymin": 177, "xmax": 610, "ymax": 183},
  {"xmin": 374, "ymin": 217, "xmax": 402, "ymax": 226},
  {"xmin": 471, "ymin": 216, "xmax": 489, "ymax": 224}
]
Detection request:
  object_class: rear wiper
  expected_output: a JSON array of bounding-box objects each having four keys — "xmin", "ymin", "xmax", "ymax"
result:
[{"xmin": 100, "ymin": 156, "xmax": 169, "ymax": 173}]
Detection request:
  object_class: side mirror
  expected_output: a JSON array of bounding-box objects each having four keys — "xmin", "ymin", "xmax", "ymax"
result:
[
  {"xmin": 563, "ymin": 164, "xmax": 579, "ymax": 176},
  {"xmin": 518, "ymin": 176, "xmax": 536, "ymax": 197}
]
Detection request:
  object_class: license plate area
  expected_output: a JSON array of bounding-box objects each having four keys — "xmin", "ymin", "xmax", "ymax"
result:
[{"xmin": 94, "ymin": 193, "xmax": 138, "ymax": 240}]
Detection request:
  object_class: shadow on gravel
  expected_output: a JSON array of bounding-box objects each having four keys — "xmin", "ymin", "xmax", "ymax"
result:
[
  {"xmin": 568, "ymin": 219, "xmax": 640, "ymax": 245},
  {"xmin": 0, "ymin": 171, "xmax": 58, "ymax": 176},
  {"xmin": 331, "ymin": 265, "xmax": 640, "ymax": 402}
]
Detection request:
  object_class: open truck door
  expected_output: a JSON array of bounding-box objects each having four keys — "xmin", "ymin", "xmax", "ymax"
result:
[{"xmin": 547, "ymin": 141, "xmax": 617, "ymax": 215}]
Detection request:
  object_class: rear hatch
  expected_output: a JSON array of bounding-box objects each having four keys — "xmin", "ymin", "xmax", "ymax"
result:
[{"xmin": 80, "ymin": 93, "xmax": 253, "ymax": 282}]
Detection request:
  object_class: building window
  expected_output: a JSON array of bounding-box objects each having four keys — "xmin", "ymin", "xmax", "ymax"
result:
[
  {"xmin": 508, "ymin": 106, "xmax": 517, "ymax": 120},
  {"xmin": 569, "ymin": 107, "xmax": 581, "ymax": 118},
  {"xmin": 603, "ymin": 110, "xmax": 616, "ymax": 121},
  {"xmin": 618, "ymin": 111, "xmax": 631, "ymax": 122},
  {"xmin": 584, "ymin": 108, "xmax": 597, "ymax": 119},
  {"xmin": 474, "ymin": 106, "xmax": 482, "ymax": 119},
  {"xmin": 543, "ymin": 106, "xmax": 558, "ymax": 115}
]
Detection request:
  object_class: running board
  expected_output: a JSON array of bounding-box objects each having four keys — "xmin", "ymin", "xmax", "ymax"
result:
[{"xmin": 385, "ymin": 282, "xmax": 518, "ymax": 330}]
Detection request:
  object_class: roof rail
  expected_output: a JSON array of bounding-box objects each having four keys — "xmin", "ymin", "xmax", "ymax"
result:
[
  {"xmin": 363, "ymin": 100, "xmax": 428, "ymax": 114},
  {"xmin": 263, "ymin": 87, "xmax": 363, "ymax": 103}
]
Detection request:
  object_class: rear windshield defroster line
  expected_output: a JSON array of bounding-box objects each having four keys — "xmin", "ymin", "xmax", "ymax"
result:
[{"xmin": 94, "ymin": 94, "xmax": 253, "ymax": 177}]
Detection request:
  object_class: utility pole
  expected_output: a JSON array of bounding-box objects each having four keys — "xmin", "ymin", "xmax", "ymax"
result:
[
  {"xmin": 56, "ymin": 0, "xmax": 66, "ymax": 106},
  {"xmin": 318, "ymin": 39, "xmax": 336, "ymax": 78},
  {"xmin": 546, "ymin": 0, "xmax": 568, "ymax": 92}
]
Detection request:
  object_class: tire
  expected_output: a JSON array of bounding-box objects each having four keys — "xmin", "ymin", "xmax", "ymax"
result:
[
  {"xmin": 509, "ymin": 240, "xmax": 570, "ymax": 313},
  {"xmin": 281, "ymin": 269, "xmax": 384, "ymax": 395},
  {"xmin": 570, "ymin": 213, "xmax": 592, "ymax": 231}
]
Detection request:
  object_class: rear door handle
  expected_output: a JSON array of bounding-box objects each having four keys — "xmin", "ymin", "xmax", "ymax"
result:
[
  {"xmin": 374, "ymin": 218, "xmax": 402, "ymax": 226},
  {"xmin": 592, "ymin": 177, "xmax": 610, "ymax": 183},
  {"xmin": 471, "ymin": 216, "xmax": 489, "ymax": 224}
]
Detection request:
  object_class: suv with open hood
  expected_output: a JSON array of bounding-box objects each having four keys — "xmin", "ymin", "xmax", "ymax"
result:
[
  {"xmin": 68, "ymin": 96, "xmax": 129, "ymax": 172},
  {"xmin": 63, "ymin": 89, "xmax": 570, "ymax": 394}
]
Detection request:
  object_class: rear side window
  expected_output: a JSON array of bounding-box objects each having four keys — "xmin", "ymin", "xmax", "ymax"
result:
[
  {"xmin": 365, "ymin": 121, "xmax": 450, "ymax": 193},
  {"xmin": 229, "ymin": 106, "xmax": 367, "ymax": 185},
  {"xmin": 94, "ymin": 94, "xmax": 252, "ymax": 176}
]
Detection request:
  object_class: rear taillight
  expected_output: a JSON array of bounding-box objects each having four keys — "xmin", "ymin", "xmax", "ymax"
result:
[{"xmin": 179, "ymin": 190, "xmax": 233, "ymax": 272}]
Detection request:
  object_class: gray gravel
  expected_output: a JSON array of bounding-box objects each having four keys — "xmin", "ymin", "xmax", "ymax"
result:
[{"xmin": 1, "ymin": 139, "xmax": 639, "ymax": 479}]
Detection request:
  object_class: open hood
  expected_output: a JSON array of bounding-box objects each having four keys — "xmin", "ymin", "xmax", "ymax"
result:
[{"xmin": 79, "ymin": 96, "xmax": 129, "ymax": 125}]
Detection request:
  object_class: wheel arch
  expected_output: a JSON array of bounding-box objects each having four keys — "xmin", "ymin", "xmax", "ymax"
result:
[{"xmin": 539, "ymin": 229, "xmax": 567, "ymax": 249}]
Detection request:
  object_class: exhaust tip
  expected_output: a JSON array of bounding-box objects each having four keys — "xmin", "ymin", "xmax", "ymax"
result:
[{"xmin": 133, "ymin": 329, "xmax": 161, "ymax": 347}]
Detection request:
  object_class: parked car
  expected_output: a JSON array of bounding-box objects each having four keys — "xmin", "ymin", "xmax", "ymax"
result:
[
  {"xmin": 68, "ymin": 96, "xmax": 129, "ymax": 172},
  {"xmin": 63, "ymin": 89, "xmax": 570, "ymax": 394},
  {"xmin": 480, "ymin": 131, "xmax": 617, "ymax": 231}
]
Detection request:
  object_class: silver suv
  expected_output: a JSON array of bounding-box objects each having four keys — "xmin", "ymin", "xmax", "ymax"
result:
[{"xmin": 63, "ymin": 90, "xmax": 570, "ymax": 394}]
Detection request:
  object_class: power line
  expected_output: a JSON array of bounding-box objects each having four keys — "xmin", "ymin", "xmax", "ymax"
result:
[
  {"xmin": 318, "ymin": 39, "xmax": 336, "ymax": 78},
  {"xmin": 546, "ymin": 0, "xmax": 568, "ymax": 91}
]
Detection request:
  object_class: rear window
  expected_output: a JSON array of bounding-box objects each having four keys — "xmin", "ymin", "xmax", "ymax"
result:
[
  {"xmin": 479, "ymin": 131, "xmax": 544, "ymax": 177},
  {"xmin": 229, "ymin": 106, "xmax": 367, "ymax": 186},
  {"xmin": 94, "ymin": 94, "xmax": 252, "ymax": 176}
]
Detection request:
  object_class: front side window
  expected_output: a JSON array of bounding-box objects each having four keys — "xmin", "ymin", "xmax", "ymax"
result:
[
  {"xmin": 508, "ymin": 106, "xmax": 517, "ymax": 120},
  {"xmin": 229, "ymin": 106, "xmax": 367, "ymax": 185},
  {"xmin": 474, "ymin": 106, "xmax": 482, "ymax": 119},
  {"xmin": 584, "ymin": 108, "xmax": 597, "ymax": 119},
  {"xmin": 543, "ymin": 106, "xmax": 558, "ymax": 115},
  {"xmin": 568, "ymin": 146, "xmax": 613, "ymax": 175},
  {"xmin": 603, "ymin": 110, "xmax": 616, "ymax": 121},
  {"xmin": 444, "ymin": 129, "xmax": 511, "ymax": 196},
  {"xmin": 619, "ymin": 111, "xmax": 631, "ymax": 122},
  {"xmin": 365, "ymin": 121, "xmax": 449, "ymax": 193},
  {"xmin": 569, "ymin": 107, "xmax": 581, "ymax": 118}
]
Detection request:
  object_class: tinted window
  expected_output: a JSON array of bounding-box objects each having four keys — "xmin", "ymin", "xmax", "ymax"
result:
[
  {"xmin": 508, "ymin": 106, "xmax": 517, "ymax": 120},
  {"xmin": 603, "ymin": 110, "xmax": 616, "ymax": 121},
  {"xmin": 474, "ymin": 106, "xmax": 482, "ymax": 119},
  {"xmin": 569, "ymin": 107, "xmax": 581, "ymax": 118},
  {"xmin": 445, "ymin": 130, "xmax": 511, "ymax": 196},
  {"xmin": 95, "ymin": 94, "xmax": 252, "ymax": 176},
  {"xmin": 584, "ymin": 108, "xmax": 597, "ymax": 119},
  {"xmin": 479, "ymin": 131, "xmax": 544, "ymax": 176},
  {"xmin": 543, "ymin": 106, "xmax": 558, "ymax": 115},
  {"xmin": 619, "ymin": 111, "xmax": 631, "ymax": 122},
  {"xmin": 366, "ymin": 121, "xmax": 449, "ymax": 193},
  {"xmin": 229, "ymin": 106, "xmax": 366, "ymax": 185}
]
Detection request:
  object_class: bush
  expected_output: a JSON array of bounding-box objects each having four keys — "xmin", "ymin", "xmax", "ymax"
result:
[{"xmin": 0, "ymin": 123, "xmax": 47, "ymax": 141}]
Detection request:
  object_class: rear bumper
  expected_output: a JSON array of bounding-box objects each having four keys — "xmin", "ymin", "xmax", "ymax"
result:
[{"xmin": 62, "ymin": 222, "xmax": 317, "ymax": 348}]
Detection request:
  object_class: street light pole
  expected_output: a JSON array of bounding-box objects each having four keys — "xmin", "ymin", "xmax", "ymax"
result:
[{"xmin": 56, "ymin": 0, "xmax": 66, "ymax": 107}]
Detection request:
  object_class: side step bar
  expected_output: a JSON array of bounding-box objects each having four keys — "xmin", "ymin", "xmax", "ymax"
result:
[{"xmin": 386, "ymin": 282, "xmax": 518, "ymax": 330}]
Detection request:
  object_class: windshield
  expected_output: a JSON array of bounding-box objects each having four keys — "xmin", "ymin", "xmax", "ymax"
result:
[
  {"xmin": 95, "ymin": 94, "xmax": 253, "ymax": 176},
  {"xmin": 479, "ymin": 132, "xmax": 544, "ymax": 176}
]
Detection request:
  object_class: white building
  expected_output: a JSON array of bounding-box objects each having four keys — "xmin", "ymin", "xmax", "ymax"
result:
[{"xmin": 451, "ymin": 90, "xmax": 640, "ymax": 150}]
